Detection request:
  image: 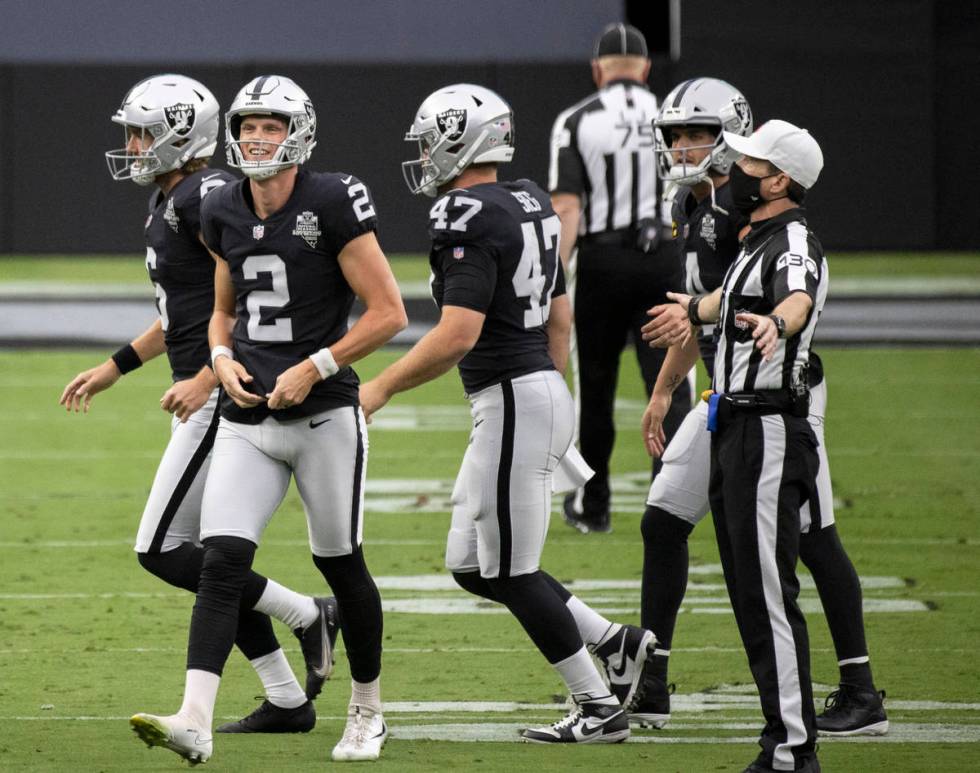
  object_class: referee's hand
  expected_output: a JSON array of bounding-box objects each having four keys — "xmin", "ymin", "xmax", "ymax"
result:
[{"xmin": 735, "ymin": 313, "xmax": 779, "ymax": 361}]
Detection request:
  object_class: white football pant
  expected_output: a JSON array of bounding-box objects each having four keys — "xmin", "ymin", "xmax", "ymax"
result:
[
  {"xmin": 134, "ymin": 389, "xmax": 220, "ymax": 554},
  {"xmin": 200, "ymin": 405, "xmax": 368, "ymax": 556},
  {"xmin": 446, "ymin": 370, "xmax": 574, "ymax": 579}
]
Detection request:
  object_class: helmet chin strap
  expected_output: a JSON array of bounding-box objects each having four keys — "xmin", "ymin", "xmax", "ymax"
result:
[{"xmin": 707, "ymin": 176, "xmax": 729, "ymax": 216}]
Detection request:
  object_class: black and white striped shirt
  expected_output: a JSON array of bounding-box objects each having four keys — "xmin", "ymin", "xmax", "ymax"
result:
[
  {"xmin": 713, "ymin": 209, "xmax": 828, "ymax": 395},
  {"xmin": 548, "ymin": 78, "xmax": 659, "ymax": 234}
]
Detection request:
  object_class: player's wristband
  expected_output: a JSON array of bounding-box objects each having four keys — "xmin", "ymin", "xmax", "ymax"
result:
[
  {"xmin": 111, "ymin": 343, "xmax": 142, "ymax": 375},
  {"xmin": 211, "ymin": 345, "xmax": 235, "ymax": 368},
  {"xmin": 687, "ymin": 295, "xmax": 705, "ymax": 326},
  {"xmin": 309, "ymin": 347, "xmax": 339, "ymax": 380}
]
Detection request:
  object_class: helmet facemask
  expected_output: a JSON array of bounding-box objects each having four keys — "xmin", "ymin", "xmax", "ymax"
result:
[
  {"xmin": 654, "ymin": 123, "xmax": 725, "ymax": 186},
  {"xmin": 401, "ymin": 127, "xmax": 444, "ymax": 197}
]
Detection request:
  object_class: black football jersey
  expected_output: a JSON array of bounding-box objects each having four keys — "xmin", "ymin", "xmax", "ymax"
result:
[
  {"xmin": 145, "ymin": 168, "xmax": 234, "ymax": 381},
  {"xmin": 200, "ymin": 168, "xmax": 378, "ymax": 423},
  {"xmin": 670, "ymin": 181, "xmax": 746, "ymax": 380},
  {"xmin": 429, "ymin": 179, "xmax": 566, "ymax": 393}
]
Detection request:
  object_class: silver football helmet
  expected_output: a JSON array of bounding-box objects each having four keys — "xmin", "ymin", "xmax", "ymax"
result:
[
  {"xmin": 402, "ymin": 83, "xmax": 515, "ymax": 197},
  {"xmin": 654, "ymin": 78, "xmax": 753, "ymax": 186},
  {"xmin": 225, "ymin": 75, "xmax": 317, "ymax": 180},
  {"xmin": 106, "ymin": 74, "xmax": 220, "ymax": 186}
]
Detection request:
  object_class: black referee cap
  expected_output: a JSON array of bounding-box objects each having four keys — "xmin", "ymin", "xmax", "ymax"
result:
[{"xmin": 593, "ymin": 22, "xmax": 648, "ymax": 58}]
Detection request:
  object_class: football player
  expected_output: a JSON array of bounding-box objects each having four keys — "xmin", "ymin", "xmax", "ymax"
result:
[
  {"xmin": 360, "ymin": 83, "xmax": 657, "ymax": 745},
  {"xmin": 634, "ymin": 79, "xmax": 887, "ymax": 738},
  {"xmin": 60, "ymin": 74, "xmax": 338, "ymax": 740},
  {"xmin": 129, "ymin": 74, "xmax": 406, "ymax": 764}
]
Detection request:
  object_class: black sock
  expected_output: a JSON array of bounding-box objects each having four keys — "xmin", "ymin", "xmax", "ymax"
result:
[
  {"xmin": 640, "ymin": 506, "xmax": 694, "ymax": 653},
  {"xmin": 800, "ymin": 525, "xmax": 875, "ymax": 690},
  {"xmin": 186, "ymin": 536, "xmax": 256, "ymax": 675},
  {"xmin": 487, "ymin": 571, "xmax": 582, "ymax": 664},
  {"xmin": 313, "ymin": 547, "xmax": 383, "ymax": 683},
  {"xmin": 840, "ymin": 662, "xmax": 875, "ymax": 691}
]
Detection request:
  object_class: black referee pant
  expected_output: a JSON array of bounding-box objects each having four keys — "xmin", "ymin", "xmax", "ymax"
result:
[
  {"xmin": 709, "ymin": 410, "xmax": 819, "ymax": 770},
  {"xmin": 573, "ymin": 238, "xmax": 689, "ymax": 517}
]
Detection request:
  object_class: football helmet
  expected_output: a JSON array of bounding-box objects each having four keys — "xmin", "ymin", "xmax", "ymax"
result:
[
  {"xmin": 402, "ymin": 83, "xmax": 515, "ymax": 197},
  {"xmin": 225, "ymin": 75, "xmax": 317, "ymax": 180},
  {"xmin": 106, "ymin": 74, "xmax": 219, "ymax": 186},
  {"xmin": 654, "ymin": 78, "xmax": 753, "ymax": 186}
]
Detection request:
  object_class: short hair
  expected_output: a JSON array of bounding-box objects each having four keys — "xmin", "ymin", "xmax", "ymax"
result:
[
  {"xmin": 182, "ymin": 157, "xmax": 210, "ymax": 174},
  {"xmin": 764, "ymin": 161, "xmax": 807, "ymax": 204}
]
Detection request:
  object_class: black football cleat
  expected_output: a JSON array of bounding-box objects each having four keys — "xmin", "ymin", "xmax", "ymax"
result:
[
  {"xmin": 816, "ymin": 684, "xmax": 889, "ymax": 736},
  {"xmin": 521, "ymin": 699, "xmax": 630, "ymax": 744},
  {"xmin": 592, "ymin": 625, "xmax": 656, "ymax": 708},
  {"xmin": 293, "ymin": 596, "xmax": 339, "ymax": 700},
  {"xmin": 628, "ymin": 673, "xmax": 675, "ymax": 729},
  {"xmin": 216, "ymin": 699, "xmax": 315, "ymax": 734}
]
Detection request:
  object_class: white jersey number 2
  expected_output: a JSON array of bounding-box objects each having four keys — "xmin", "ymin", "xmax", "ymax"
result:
[
  {"xmin": 242, "ymin": 254, "xmax": 293, "ymax": 342},
  {"xmin": 512, "ymin": 214, "xmax": 561, "ymax": 328}
]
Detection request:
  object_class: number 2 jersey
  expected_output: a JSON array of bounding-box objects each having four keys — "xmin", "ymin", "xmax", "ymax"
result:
[
  {"xmin": 200, "ymin": 168, "xmax": 377, "ymax": 424},
  {"xmin": 429, "ymin": 179, "xmax": 566, "ymax": 393},
  {"xmin": 145, "ymin": 168, "xmax": 234, "ymax": 381}
]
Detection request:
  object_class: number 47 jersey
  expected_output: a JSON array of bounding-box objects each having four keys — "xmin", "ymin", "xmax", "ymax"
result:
[
  {"xmin": 429, "ymin": 179, "xmax": 566, "ymax": 393},
  {"xmin": 201, "ymin": 168, "xmax": 378, "ymax": 423}
]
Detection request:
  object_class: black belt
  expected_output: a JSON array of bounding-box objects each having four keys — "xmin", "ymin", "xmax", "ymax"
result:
[
  {"xmin": 579, "ymin": 225, "xmax": 672, "ymax": 249},
  {"xmin": 720, "ymin": 389, "xmax": 810, "ymax": 418}
]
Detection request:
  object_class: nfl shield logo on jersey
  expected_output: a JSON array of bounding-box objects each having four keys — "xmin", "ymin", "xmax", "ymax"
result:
[
  {"xmin": 292, "ymin": 211, "xmax": 321, "ymax": 249},
  {"xmin": 252, "ymin": 224, "xmax": 265, "ymax": 240},
  {"xmin": 453, "ymin": 246, "xmax": 465, "ymax": 260},
  {"xmin": 437, "ymin": 109, "xmax": 467, "ymax": 141}
]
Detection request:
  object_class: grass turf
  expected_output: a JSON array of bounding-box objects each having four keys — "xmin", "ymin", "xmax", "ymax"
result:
[{"xmin": 0, "ymin": 347, "xmax": 978, "ymax": 771}]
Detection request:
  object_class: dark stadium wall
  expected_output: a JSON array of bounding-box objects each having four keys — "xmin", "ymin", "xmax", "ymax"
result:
[{"xmin": 0, "ymin": 0, "xmax": 976, "ymax": 254}]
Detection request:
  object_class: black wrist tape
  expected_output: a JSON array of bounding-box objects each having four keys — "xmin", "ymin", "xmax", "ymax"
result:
[{"xmin": 111, "ymin": 344, "xmax": 142, "ymax": 375}]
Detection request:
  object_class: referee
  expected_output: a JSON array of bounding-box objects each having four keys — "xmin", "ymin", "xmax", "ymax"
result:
[
  {"xmin": 549, "ymin": 22, "xmax": 689, "ymax": 533},
  {"xmin": 655, "ymin": 120, "xmax": 826, "ymax": 773}
]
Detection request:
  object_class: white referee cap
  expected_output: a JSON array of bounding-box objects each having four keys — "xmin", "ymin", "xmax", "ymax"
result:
[{"xmin": 723, "ymin": 119, "xmax": 824, "ymax": 189}]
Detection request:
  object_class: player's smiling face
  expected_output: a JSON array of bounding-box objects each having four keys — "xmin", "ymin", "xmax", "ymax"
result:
[
  {"xmin": 669, "ymin": 126, "xmax": 716, "ymax": 168},
  {"xmin": 238, "ymin": 115, "xmax": 289, "ymax": 162}
]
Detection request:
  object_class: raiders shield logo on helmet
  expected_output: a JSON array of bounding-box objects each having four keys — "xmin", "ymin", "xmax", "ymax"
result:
[
  {"xmin": 164, "ymin": 103, "xmax": 196, "ymax": 136},
  {"xmin": 732, "ymin": 97, "xmax": 752, "ymax": 134},
  {"xmin": 436, "ymin": 109, "xmax": 467, "ymax": 141}
]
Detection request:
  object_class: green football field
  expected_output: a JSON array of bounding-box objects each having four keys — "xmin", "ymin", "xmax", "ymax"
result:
[{"xmin": 1, "ymin": 346, "xmax": 978, "ymax": 771}]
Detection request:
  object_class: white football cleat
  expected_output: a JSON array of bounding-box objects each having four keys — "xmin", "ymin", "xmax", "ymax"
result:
[
  {"xmin": 130, "ymin": 712, "xmax": 213, "ymax": 765},
  {"xmin": 521, "ymin": 698, "xmax": 630, "ymax": 744},
  {"xmin": 331, "ymin": 705, "xmax": 388, "ymax": 761}
]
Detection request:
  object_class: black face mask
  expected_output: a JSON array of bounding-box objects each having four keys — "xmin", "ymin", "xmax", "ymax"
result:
[{"xmin": 728, "ymin": 163, "xmax": 771, "ymax": 216}]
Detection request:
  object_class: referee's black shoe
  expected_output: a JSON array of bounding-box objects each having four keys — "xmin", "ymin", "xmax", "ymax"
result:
[
  {"xmin": 217, "ymin": 699, "xmax": 316, "ymax": 733},
  {"xmin": 562, "ymin": 494, "xmax": 611, "ymax": 534},
  {"xmin": 742, "ymin": 753, "xmax": 820, "ymax": 772},
  {"xmin": 816, "ymin": 684, "xmax": 889, "ymax": 736}
]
